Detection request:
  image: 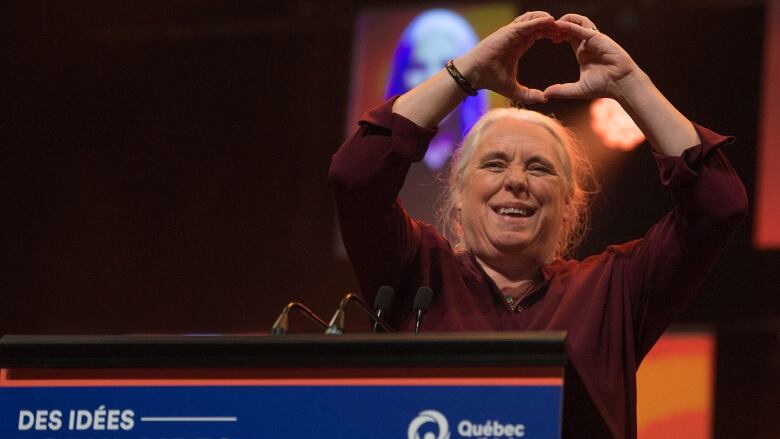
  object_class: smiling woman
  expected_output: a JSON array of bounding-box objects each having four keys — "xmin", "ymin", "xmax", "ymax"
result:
[
  {"xmin": 457, "ymin": 117, "xmax": 570, "ymax": 274},
  {"xmin": 329, "ymin": 10, "xmax": 747, "ymax": 439},
  {"xmin": 440, "ymin": 108, "xmax": 594, "ymax": 261}
]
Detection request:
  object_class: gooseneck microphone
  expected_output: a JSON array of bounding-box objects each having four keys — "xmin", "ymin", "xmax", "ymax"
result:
[
  {"xmin": 372, "ymin": 286, "xmax": 396, "ymax": 333},
  {"xmin": 270, "ymin": 301, "xmax": 328, "ymax": 335},
  {"xmin": 413, "ymin": 287, "xmax": 434, "ymax": 334},
  {"xmin": 325, "ymin": 292, "xmax": 395, "ymax": 335}
]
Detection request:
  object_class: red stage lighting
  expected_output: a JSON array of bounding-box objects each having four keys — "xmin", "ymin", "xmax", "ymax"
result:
[{"xmin": 589, "ymin": 98, "xmax": 645, "ymax": 151}]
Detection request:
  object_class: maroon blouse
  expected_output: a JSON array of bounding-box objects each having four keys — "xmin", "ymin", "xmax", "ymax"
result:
[{"xmin": 329, "ymin": 98, "xmax": 747, "ymax": 438}]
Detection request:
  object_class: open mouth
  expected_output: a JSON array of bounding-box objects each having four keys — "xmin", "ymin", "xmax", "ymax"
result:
[{"xmin": 492, "ymin": 205, "xmax": 536, "ymax": 218}]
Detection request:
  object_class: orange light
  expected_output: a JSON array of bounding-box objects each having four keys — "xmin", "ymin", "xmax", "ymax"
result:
[
  {"xmin": 589, "ymin": 98, "xmax": 645, "ymax": 151},
  {"xmin": 637, "ymin": 332, "xmax": 714, "ymax": 439}
]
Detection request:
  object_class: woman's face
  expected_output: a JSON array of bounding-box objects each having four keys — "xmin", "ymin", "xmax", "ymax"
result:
[{"xmin": 456, "ymin": 118, "xmax": 569, "ymax": 263}]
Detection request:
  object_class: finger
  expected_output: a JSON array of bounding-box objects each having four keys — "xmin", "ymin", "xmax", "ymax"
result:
[
  {"xmin": 549, "ymin": 30, "xmax": 571, "ymax": 44},
  {"xmin": 512, "ymin": 84, "xmax": 548, "ymax": 104},
  {"xmin": 543, "ymin": 83, "xmax": 584, "ymax": 100},
  {"xmin": 532, "ymin": 28, "xmax": 560, "ymax": 41},
  {"xmin": 558, "ymin": 13, "xmax": 598, "ymax": 30},
  {"xmin": 512, "ymin": 11, "xmax": 554, "ymax": 23},
  {"xmin": 534, "ymin": 27, "xmax": 562, "ymax": 41},
  {"xmin": 550, "ymin": 21, "xmax": 586, "ymax": 52},
  {"xmin": 508, "ymin": 15, "xmax": 556, "ymax": 36},
  {"xmin": 553, "ymin": 20, "xmax": 599, "ymax": 41}
]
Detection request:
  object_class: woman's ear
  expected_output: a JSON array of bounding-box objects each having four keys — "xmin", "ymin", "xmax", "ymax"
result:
[{"xmin": 454, "ymin": 191, "xmax": 462, "ymax": 211}]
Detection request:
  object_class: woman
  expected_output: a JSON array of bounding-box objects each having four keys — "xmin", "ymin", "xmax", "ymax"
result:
[{"xmin": 329, "ymin": 11, "xmax": 747, "ymax": 438}]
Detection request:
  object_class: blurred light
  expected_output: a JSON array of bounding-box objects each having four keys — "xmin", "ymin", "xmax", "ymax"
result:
[
  {"xmin": 637, "ymin": 331, "xmax": 714, "ymax": 439},
  {"xmin": 589, "ymin": 98, "xmax": 645, "ymax": 151},
  {"xmin": 755, "ymin": 0, "xmax": 780, "ymax": 249}
]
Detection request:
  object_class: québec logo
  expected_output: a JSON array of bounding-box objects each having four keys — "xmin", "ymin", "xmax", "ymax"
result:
[
  {"xmin": 408, "ymin": 409, "xmax": 526, "ymax": 439},
  {"xmin": 408, "ymin": 410, "xmax": 451, "ymax": 439}
]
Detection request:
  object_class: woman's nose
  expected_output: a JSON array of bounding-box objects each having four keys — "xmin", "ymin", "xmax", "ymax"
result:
[{"xmin": 504, "ymin": 167, "xmax": 528, "ymax": 193}]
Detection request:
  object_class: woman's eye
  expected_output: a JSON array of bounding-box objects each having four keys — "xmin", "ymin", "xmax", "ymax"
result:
[
  {"xmin": 481, "ymin": 161, "xmax": 505, "ymax": 170},
  {"xmin": 528, "ymin": 164, "xmax": 554, "ymax": 174}
]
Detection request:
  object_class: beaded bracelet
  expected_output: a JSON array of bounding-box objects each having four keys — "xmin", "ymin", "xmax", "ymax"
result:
[{"xmin": 445, "ymin": 59, "xmax": 478, "ymax": 97}]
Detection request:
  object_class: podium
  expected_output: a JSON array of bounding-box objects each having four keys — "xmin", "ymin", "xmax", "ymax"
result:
[{"xmin": 0, "ymin": 332, "xmax": 566, "ymax": 438}]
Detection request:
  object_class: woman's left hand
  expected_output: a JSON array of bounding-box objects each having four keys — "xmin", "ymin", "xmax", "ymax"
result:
[
  {"xmin": 545, "ymin": 13, "xmax": 700, "ymax": 157},
  {"xmin": 543, "ymin": 14, "xmax": 642, "ymax": 101}
]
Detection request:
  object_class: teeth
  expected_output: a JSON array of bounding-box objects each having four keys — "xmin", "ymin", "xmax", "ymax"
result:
[{"xmin": 498, "ymin": 207, "xmax": 531, "ymax": 216}]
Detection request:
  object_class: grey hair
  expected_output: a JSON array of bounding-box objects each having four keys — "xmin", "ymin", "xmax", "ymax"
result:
[{"xmin": 437, "ymin": 107, "xmax": 597, "ymax": 259}]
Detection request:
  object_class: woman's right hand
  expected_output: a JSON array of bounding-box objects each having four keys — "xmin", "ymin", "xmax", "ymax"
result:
[{"xmin": 454, "ymin": 11, "xmax": 555, "ymax": 104}]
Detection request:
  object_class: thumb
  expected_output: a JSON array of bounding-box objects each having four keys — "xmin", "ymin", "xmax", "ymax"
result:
[
  {"xmin": 511, "ymin": 84, "xmax": 547, "ymax": 104},
  {"xmin": 543, "ymin": 82, "xmax": 584, "ymax": 100}
]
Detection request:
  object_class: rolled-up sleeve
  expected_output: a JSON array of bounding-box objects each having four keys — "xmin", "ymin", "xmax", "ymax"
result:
[
  {"xmin": 625, "ymin": 123, "xmax": 747, "ymax": 358},
  {"xmin": 329, "ymin": 98, "xmax": 437, "ymax": 306}
]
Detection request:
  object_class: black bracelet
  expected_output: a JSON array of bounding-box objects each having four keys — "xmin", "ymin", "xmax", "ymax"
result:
[{"xmin": 446, "ymin": 59, "xmax": 478, "ymax": 97}]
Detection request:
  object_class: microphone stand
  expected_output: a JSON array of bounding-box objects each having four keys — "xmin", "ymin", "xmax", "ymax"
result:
[
  {"xmin": 325, "ymin": 293, "xmax": 395, "ymax": 335},
  {"xmin": 270, "ymin": 301, "xmax": 328, "ymax": 336}
]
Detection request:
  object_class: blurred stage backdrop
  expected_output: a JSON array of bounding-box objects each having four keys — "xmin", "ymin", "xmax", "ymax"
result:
[{"xmin": 2, "ymin": 1, "xmax": 778, "ymax": 438}]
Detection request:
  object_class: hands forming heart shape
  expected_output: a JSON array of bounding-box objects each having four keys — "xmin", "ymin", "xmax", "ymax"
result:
[{"xmin": 454, "ymin": 11, "xmax": 642, "ymax": 105}]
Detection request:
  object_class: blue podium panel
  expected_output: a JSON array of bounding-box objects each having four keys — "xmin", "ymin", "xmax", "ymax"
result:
[{"xmin": 1, "ymin": 377, "xmax": 562, "ymax": 439}]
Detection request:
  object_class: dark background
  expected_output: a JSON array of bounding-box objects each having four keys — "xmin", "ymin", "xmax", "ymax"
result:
[{"xmin": 2, "ymin": 1, "xmax": 777, "ymax": 437}]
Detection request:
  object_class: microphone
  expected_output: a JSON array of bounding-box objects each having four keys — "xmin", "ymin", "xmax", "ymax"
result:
[
  {"xmin": 325, "ymin": 292, "xmax": 395, "ymax": 335},
  {"xmin": 413, "ymin": 287, "xmax": 434, "ymax": 334},
  {"xmin": 270, "ymin": 301, "xmax": 328, "ymax": 336},
  {"xmin": 372, "ymin": 286, "xmax": 395, "ymax": 333}
]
